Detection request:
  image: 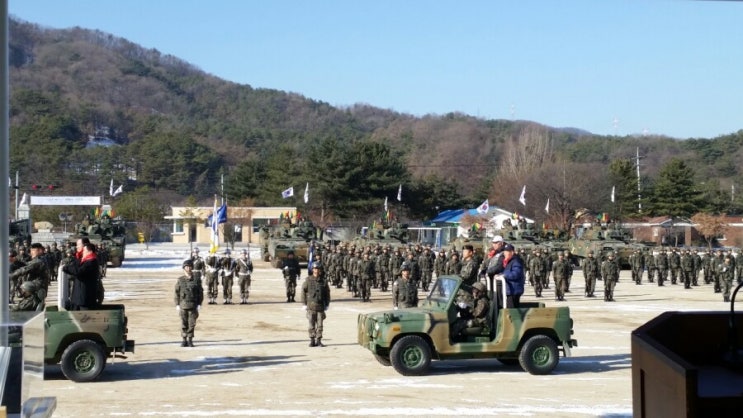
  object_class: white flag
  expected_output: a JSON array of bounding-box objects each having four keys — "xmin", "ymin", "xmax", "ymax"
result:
[
  {"xmin": 518, "ymin": 185, "xmax": 526, "ymax": 206},
  {"xmin": 476, "ymin": 199, "xmax": 489, "ymax": 214},
  {"xmin": 545, "ymin": 198, "xmax": 550, "ymax": 214},
  {"xmin": 112, "ymin": 184, "xmax": 123, "ymax": 197},
  {"xmin": 19, "ymin": 193, "xmax": 28, "ymax": 206},
  {"xmin": 384, "ymin": 196, "xmax": 388, "ymax": 212},
  {"xmin": 611, "ymin": 186, "xmax": 615, "ymax": 203},
  {"xmin": 397, "ymin": 184, "xmax": 402, "ymax": 201},
  {"xmin": 109, "ymin": 178, "xmax": 114, "ymax": 196},
  {"xmin": 281, "ymin": 187, "xmax": 294, "ymax": 198},
  {"xmin": 304, "ymin": 183, "xmax": 309, "ymax": 204}
]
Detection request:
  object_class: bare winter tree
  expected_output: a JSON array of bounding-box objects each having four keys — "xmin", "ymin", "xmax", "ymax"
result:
[{"xmin": 500, "ymin": 124, "xmax": 554, "ymax": 180}]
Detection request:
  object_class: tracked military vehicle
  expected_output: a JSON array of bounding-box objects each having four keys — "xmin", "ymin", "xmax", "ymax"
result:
[
  {"xmin": 358, "ymin": 275, "xmax": 577, "ymax": 376},
  {"xmin": 353, "ymin": 223, "xmax": 410, "ymax": 250},
  {"xmin": 8, "ymin": 218, "xmax": 31, "ymax": 246},
  {"xmin": 568, "ymin": 224, "xmax": 638, "ymax": 268},
  {"xmin": 68, "ymin": 215, "xmax": 127, "ymax": 267},
  {"xmin": 262, "ymin": 219, "xmax": 318, "ymax": 268}
]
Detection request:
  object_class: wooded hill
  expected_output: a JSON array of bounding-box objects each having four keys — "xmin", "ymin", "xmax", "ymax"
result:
[{"xmin": 8, "ymin": 18, "xmax": 743, "ymax": 229}]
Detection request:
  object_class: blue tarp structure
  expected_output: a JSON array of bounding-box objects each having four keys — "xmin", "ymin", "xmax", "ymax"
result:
[{"xmin": 430, "ymin": 208, "xmax": 481, "ymax": 224}]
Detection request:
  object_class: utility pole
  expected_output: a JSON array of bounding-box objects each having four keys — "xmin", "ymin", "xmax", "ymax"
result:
[{"xmin": 635, "ymin": 147, "xmax": 643, "ymax": 213}]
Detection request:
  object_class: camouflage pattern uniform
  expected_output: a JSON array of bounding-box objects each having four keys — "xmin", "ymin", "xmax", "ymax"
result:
[
  {"xmin": 359, "ymin": 252, "xmax": 375, "ymax": 302},
  {"xmin": 720, "ymin": 256, "xmax": 735, "ymax": 302},
  {"xmin": 10, "ymin": 281, "xmax": 41, "ymax": 312},
  {"xmin": 644, "ymin": 250, "xmax": 656, "ymax": 283},
  {"xmin": 656, "ymin": 249, "xmax": 669, "ymax": 286},
  {"xmin": 204, "ymin": 252, "xmax": 220, "ymax": 304},
  {"xmin": 433, "ymin": 250, "xmax": 447, "ymax": 279},
  {"xmin": 736, "ymin": 250, "xmax": 743, "ymax": 285},
  {"xmin": 601, "ymin": 254, "xmax": 620, "ymax": 302},
  {"xmin": 712, "ymin": 250, "xmax": 724, "ymax": 293},
  {"xmin": 175, "ymin": 260, "xmax": 203, "ymax": 347},
  {"xmin": 418, "ymin": 248, "xmax": 434, "ymax": 292},
  {"xmin": 282, "ymin": 252, "xmax": 301, "ymax": 302},
  {"xmin": 630, "ymin": 250, "xmax": 643, "ymax": 285},
  {"xmin": 691, "ymin": 250, "xmax": 701, "ymax": 286},
  {"xmin": 376, "ymin": 247, "xmax": 391, "ymax": 292},
  {"xmin": 701, "ymin": 250, "xmax": 712, "ymax": 284},
  {"xmin": 301, "ymin": 263, "xmax": 330, "ymax": 347},
  {"xmin": 680, "ymin": 250, "xmax": 694, "ymax": 289},
  {"xmin": 582, "ymin": 251, "xmax": 601, "ymax": 297},
  {"xmin": 458, "ymin": 252, "xmax": 478, "ymax": 287},
  {"xmin": 552, "ymin": 253, "xmax": 569, "ymax": 301},
  {"xmin": 445, "ymin": 254, "xmax": 462, "ymax": 275},
  {"xmin": 8, "ymin": 250, "xmax": 26, "ymax": 303},
  {"xmin": 392, "ymin": 266, "xmax": 418, "ymax": 309},
  {"xmin": 190, "ymin": 248, "xmax": 205, "ymax": 285},
  {"xmin": 236, "ymin": 250, "xmax": 254, "ymax": 304},
  {"xmin": 220, "ymin": 250, "xmax": 236, "ymax": 304},
  {"xmin": 528, "ymin": 250, "xmax": 544, "ymax": 297},
  {"xmin": 669, "ymin": 249, "xmax": 681, "ymax": 285}
]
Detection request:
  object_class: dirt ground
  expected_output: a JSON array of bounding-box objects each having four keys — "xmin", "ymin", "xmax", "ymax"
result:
[{"xmin": 29, "ymin": 244, "xmax": 734, "ymax": 417}]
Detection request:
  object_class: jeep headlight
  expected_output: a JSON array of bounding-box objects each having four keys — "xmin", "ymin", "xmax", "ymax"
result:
[{"xmin": 374, "ymin": 322, "xmax": 380, "ymax": 331}]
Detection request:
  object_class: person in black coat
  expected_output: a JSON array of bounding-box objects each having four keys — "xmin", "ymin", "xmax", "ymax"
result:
[{"xmin": 64, "ymin": 242, "xmax": 102, "ymax": 310}]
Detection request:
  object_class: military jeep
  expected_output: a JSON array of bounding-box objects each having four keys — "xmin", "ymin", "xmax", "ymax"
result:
[
  {"xmin": 44, "ymin": 304, "xmax": 135, "ymax": 382},
  {"xmin": 357, "ymin": 275, "xmax": 577, "ymax": 375}
]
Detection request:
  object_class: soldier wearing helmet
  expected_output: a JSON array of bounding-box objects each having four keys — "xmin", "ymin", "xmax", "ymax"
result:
[
  {"xmin": 175, "ymin": 258, "xmax": 203, "ymax": 347},
  {"xmin": 10, "ymin": 281, "xmax": 42, "ymax": 311},
  {"xmin": 392, "ymin": 263, "xmax": 418, "ymax": 309},
  {"xmin": 601, "ymin": 252, "xmax": 620, "ymax": 302},
  {"xmin": 236, "ymin": 249, "xmax": 254, "ymax": 304},
  {"xmin": 301, "ymin": 262, "xmax": 330, "ymax": 347},
  {"xmin": 282, "ymin": 250, "xmax": 301, "ymax": 302},
  {"xmin": 451, "ymin": 281, "xmax": 490, "ymax": 339}
]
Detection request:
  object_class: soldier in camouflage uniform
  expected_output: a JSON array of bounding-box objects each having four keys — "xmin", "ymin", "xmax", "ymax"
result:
[
  {"xmin": 49, "ymin": 242, "xmax": 62, "ymax": 281},
  {"xmin": 236, "ymin": 249, "xmax": 254, "ymax": 304},
  {"xmin": 359, "ymin": 252, "xmax": 375, "ymax": 302},
  {"xmin": 701, "ymin": 250, "xmax": 713, "ymax": 285},
  {"xmin": 446, "ymin": 252, "xmax": 462, "ymax": 275},
  {"xmin": 389, "ymin": 248, "xmax": 404, "ymax": 283},
  {"xmin": 174, "ymin": 259, "xmax": 203, "ymax": 347},
  {"xmin": 376, "ymin": 246, "xmax": 391, "ymax": 292},
  {"xmin": 601, "ymin": 252, "xmax": 620, "ymax": 302},
  {"xmin": 656, "ymin": 248, "xmax": 669, "ymax": 286},
  {"xmin": 680, "ymin": 249, "xmax": 694, "ymax": 289},
  {"xmin": 8, "ymin": 250, "xmax": 26, "ymax": 303},
  {"xmin": 190, "ymin": 247, "xmax": 205, "ymax": 285},
  {"xmin": 220, "ymin": 249, "xmax": 236, "ymax": 304},
  {"xmin": 736, "ymin": 249, "xmax": 743, "ymax": 285},
  {"xmin": 418, "ymin": 247, "xmax": 434, "ymax": 292},
  {"xmin": 691, "ymin": 249, "xmax": 701, "ymax": 286},
  {"xmin": 552, "ymin": 252, "xmax": 569, "ymax": 301},
  {"xmin": 204, "ymin": 250, "xmax": 220, "ymax": 304},
  {"xmin": 644, "ymin": 250, "xmax": 656, "ymax": 283},
  {"xmin": 9, "ymin": 243, "xmax": 51, "ymax": 304},
  {"xmin": 393, "ymin": 264, "xmax": 418, "ymax": 309},
  {"xmin": 630, "ymin": 250, "xmax": 643, "ymax": 285},
  {"xmin": 282, "ymin": 251, "xmax": 301, "ymax": 302},
  {"xmin": 10, "ymin": 281, "xmax": 42, "ymax": 312},
  {"xmin": 528, "ymin": 249, "xmax": 544, "ymax": 297},
  {"xmin": 582, "ymin": 250, "xmax": 601, "ymax": 297},
  {"xmin": 669, "ymin": 248, "xmax": 681, "ymax": 285},
  {"xmin": 458, "ymin": 245, "xmax": 479, "ymax": 287},
  {"xmin": 712, "ymin": 249, "xmax": 724, "ymax": 293},
  {"xmin": 434, "ymin": 249, "xmax": 447, "ymax": 279},
  {"xmin": 301, "ymin": 263, "xmax": 330, "ymax": 347},
  {"xmin": 720, "ymin": 256, "xmax": 735, "ymax": 302}
]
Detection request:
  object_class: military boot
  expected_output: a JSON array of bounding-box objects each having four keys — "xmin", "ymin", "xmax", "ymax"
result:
[
  {"xmin": 309, "ymin": 338, "xmax": 316, "ymax": 347},
  {"xmin": 181, "ymin": 338, "xmax": 188, "ymax": 347},
  {"xmin": 187, "ymin": 338, "xmax": 194, "ymax": 347},
  {"xmin": 316, "ymin": 338, "xmax": 324, "ymax": 347}
]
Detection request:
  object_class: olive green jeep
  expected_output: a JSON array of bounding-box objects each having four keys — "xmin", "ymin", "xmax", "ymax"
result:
[
  {"xmin": 44, "ymin": 304, "xmax": 135, "ymax": 382},
  {"xmin": 358, "ymin": 275, "xmax": 577, "ymax": 375}
]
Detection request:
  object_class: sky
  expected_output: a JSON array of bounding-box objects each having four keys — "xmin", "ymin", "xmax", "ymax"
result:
[{"xmin": 8, "ymin": 0, "xmax": 743, "ymax": 139}]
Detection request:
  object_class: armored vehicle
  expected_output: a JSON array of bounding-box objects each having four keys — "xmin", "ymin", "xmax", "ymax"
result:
[
  {"xmin": 500, "ymin": 227, "xmax": 540, "ymax": 255},
  {"xmin": 262, "ymin": 219, "xmax": 318, "ymax": 268},
  {"xmin": 8, "ymin": 218, "xmax": 31, "ymax": 246},
  {"xmin": 357, "ymin": 275, "xmax": 577, "ymax": 376},
  {"xmin": 68, "ymin": 215, "xmax": 127, "ymax": 267},
  {"xmin": 568, "ymin": 225, "xmax": 637, "ymax": 268},
  {"xmin": 353, "ymin": 223, "xmax": 410, "ymax": 250}
]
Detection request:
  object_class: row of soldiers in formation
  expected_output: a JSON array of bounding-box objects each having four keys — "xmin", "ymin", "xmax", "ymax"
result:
[
  {"xmin": 187, "ymin": 247, "xmax": 254, "ymax": 305},
  {"xmin": 7, "ymin": 240, "xmax": 110, "ymax": 306},
  {"xmin": 624, "ymin": 247, "xmax": 742, "ymax": 302}
]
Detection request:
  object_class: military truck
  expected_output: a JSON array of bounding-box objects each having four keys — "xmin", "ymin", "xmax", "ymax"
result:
[
  {"xmin": 44, "ymin": 304, "xmax": 135, "ymax": 382},
  {"xmin": 68, "ymin": 214, "xmax": 127, "ymax": 267},
  {"xmin": 262, "ymin": 219, "xmax": 318, "ymax": 268},
  {"xmin": 357, "ymin": 276, "xmax": 577, "ymax": 376}
]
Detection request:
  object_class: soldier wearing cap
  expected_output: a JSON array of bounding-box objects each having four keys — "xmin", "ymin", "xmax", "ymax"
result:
[
  {"xmin": 301, "ymin": 262, "xmax": 330, "ymax": 347},
  {"xmin": 220, "ymin": 248, "xmax": 236, "ymax": 304},
  {"xmin": 283, "ymin": 250, "xmax": 301, "ymax": 302},
  {"xmin": 236, "ymin": 249, "xmax": 254, "ymax": 304},
  {"xmin": 393, "ymin": 263, "xmax": 418, "ymax": 309},
  {"xmin": 175, "ymin": 259, "xmax": 203, "ymax": 347},
  {"xmin": 601, "ymin": 252, "xmax": 620, "ymax": 301},
  {"xmin": 451, "ymin": 281, "xmax": 490, "ymax": 339},
  {"xmin": 582, "ymin": 250, "xmax": 601, "ymax": 297}
]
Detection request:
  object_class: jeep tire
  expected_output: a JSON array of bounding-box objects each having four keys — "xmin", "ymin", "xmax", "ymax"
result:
[
  {"xmin": 60, "ymin": 339, "xmax": 107, "ymax": 382},
  {"xmin": 519, "ymin": 335, "xmax": 559, "ymax": 375},
  {"xmin": 390, "ymin": 335, "xmax": 431, "ymax": 376}
]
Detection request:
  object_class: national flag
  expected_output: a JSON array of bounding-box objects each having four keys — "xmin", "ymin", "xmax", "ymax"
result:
[
  {"xmin": 518, "ymin": 185, "xmax": 526, "ymax": 206},
  {"xmin": 94, "ymin": 207, "xmax": 100, "ymax": 217},
  {"xmin": 545, "ymin": 198, "xmax": 550, "ymax": 214},
  {"xmin": 209, "ymin": 197, "xmax": 220, "ymax": 254},
  {"xmin": 611, "ymin": 186, "xmax": 615, "ymax": 203},
  {"xmin": 307, "ymin": 244, "xmax": 315, "ymax": 272},
  {"xmin": 512, "ymin": 212, "xmax": 519, "ymax": 220},
  {"xmin": 109, "ymin": 178, "xmax": 114, "ymax": 196},
  {"xmin": 476, "ymin": 199, "xmax": 489, "ymax": 214},
  {"xmin": 304, "ymin": 183, "xmax": 309, "ymax": 204},
  {"xmin": 281, "ymin": 187, "xmax": 294, "ymax": 198},
  {"xmin": 112, "ymin": 184, "xmax": 123, "ymax": 197},
  {"xmin": 384, "ymin": 196, "xmax": 388, "ymax": 212},
  {"xmin": 397, "ymin": 184, "xmax": 402, "ymax": 201}
]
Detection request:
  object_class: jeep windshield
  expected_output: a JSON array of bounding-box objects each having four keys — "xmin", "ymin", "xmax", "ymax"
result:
[{"xmin": 428, "ymin": 277, "xmax": 458, "ymax": 304}]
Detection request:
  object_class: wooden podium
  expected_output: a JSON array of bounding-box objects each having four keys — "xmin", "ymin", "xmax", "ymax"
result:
[{"xmin": 632, "ymin": 311, "xmax": 743, "ymax": 418}]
